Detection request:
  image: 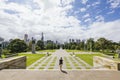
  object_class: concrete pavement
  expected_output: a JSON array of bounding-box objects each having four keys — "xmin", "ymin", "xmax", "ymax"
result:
[{"xmin": 0, "ymin": 69, "xmax": 120, "ymax": 80}]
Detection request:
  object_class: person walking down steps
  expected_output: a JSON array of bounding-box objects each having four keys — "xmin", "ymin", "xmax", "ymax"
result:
[{"xmin": 59, "ymin": 57, "xmax": 63, "ymax": 71}]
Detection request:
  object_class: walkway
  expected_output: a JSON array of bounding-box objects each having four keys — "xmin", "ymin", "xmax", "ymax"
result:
[
  {"xmin": 0, "ymin": 69, "xmax": 120, "ymax": 80},
  {"xmin": 28, "ymin": 49, "xmax": 92, "ymax": 70}
]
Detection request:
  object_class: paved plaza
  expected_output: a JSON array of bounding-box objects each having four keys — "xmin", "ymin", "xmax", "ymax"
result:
[
  {"xmin": 0, "ymin": 69, "xmax": 120, "ymax": 80},
  {"xmin": 27, "ymin": 49, "xmax": 92, "ymax": 70},
  {"xmin": 0, "ymin": 49, "xmax": 120, "ymax": 80}
]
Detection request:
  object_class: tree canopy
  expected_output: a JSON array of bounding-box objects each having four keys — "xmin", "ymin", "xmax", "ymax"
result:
[{"xmin": 7, "ymin": 39, "xmax": 27, "ymax": 53}]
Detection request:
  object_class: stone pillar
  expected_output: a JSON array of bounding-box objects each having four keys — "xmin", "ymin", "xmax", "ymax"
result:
[
  {"xmin": 32, "ymin": 43, "xmax": 35, "ymax": 53},
  {"xmin": 0, "ymin": 44, "xmax": 2, "ymax": 58},
  {"xmin": 118, "ymin": 63, "xmax": 120, "ymax": 71},
  {"xmin": 0, "ymin": 48, "xmax": 2, "ymax": 58},
  {"xmin": 116, "ymin": 50, "xmax": 120, "ymax": 58},
  {"xmin": 32, "ymin": 37, "xmax": 36, "ymax": 54}
]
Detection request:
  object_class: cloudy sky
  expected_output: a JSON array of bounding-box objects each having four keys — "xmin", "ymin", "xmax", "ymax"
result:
[{"xmin": 0, "ymin": 0, "xmax": 120, "ymax": 43}]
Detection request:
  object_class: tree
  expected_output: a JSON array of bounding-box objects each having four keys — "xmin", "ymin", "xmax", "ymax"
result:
[
  {"xmin": 86, "ymin": 38, "xmax": 94, "ymax": 51},
  {"xmin": 45, "ymin": 40, "xmax": 55, "ymax": 49},
  {"xmin": 94, "ymin": 42, "xmax": 100, "ymax": 51},
  {"xmin": 71, "ymin": 45, "xmax": 76, "ymax": 50},
  {"xmin": 8, "ymin": 39, "xmax": 28, "ymax": 53},
  {"xmin": 79, "ymin": 40, "xmax": 85, "ymax": 50},
  {"xmin": 36, "ymin": 40, "xmax": 44, "ymax": 50},
  {"xmin": 97, "ymin": 38, "xmax": 108, "ymax": 53}
]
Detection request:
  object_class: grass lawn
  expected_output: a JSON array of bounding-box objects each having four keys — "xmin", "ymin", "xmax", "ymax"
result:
[
  {"xmin": 66, "ymin": 50, "xmax": 82, "ymax": 52},
  {"xmin": 65, "ymin": 50, "xmax": 93, "ymax": 52},
  {"xmin": 18, "ymin": 53, "xmax": 45, "ymax": 66},
  {"xmin": 39, "ymin": 50, "xmax": 56, "ymax": 52},
  {"xmin": 76, "ymin": 54, "xmax": 104, "ymax": 66}
]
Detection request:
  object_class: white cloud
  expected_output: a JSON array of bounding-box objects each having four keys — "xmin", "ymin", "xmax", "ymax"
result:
[
  {"xmin": 92, "ymin": 1, "xmax": 100, "ymax": 6},
  {"xmin": 107, "ymin": 10, "xmax": 114, "ymax": 14},
  {"xmin": 0, "ymin": 0, "xmax": 119, "ymax": 43},
  {"xmin": 95, "ymin": 15, "xmax": 104, "ymax": 22},
  {"xmin": 80, "ymin": 8, "xmax": 86, "ymax": 12},
  {"xmin": 86, "ymin": 5, "xmax": 91, "ymax": 8},
  {"xmin": 83, "ymin": 13, "xmax": 90, "ymax": 18},
  {"xmin": 84, "ymin": 18, "xmax": 91, "ymax": 22},
  {"xmin": 86, "ymin": 20, "xmax": 120, "ymax": 42},
  {"xmin": 0, "ymin": 0, "xmax": 84, "ymax": 43},
  {"xmin": 81, "ymin": 0, "xmax": 88, "ymax": 4},
  {"xmin": 107, "ymin": 0, "xmax": 120, "ymax": 8}
]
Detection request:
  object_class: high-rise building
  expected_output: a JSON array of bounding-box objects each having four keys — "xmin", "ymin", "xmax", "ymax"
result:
[
  {"xmin": 24, "ymin": 34, "xmax": 29, "ymax": 45},
  {"xmin": 69, "ymin": 39, "xmax": 71, "ymax": 43},
  {"xmin": 24, "ymin": 34, "xmax": 28, "ymax": 42},
  {"xmin": 41, "ymin": 32, "xmax": 44, "ymax": 41},
  {"xmin": 72, "ymin": 39, "xmax": 74, "ymax": 43}
]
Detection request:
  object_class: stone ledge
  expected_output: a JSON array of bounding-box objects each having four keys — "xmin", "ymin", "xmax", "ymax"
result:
[
  {"xmin": 0, "ymin": 56, "xmax": 26, "ymax": 69},
  {"xmin": 93, "ymin": 56, "xmax": 120, "ymax": 70}
]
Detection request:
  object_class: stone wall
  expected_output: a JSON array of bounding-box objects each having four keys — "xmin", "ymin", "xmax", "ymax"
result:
[
  {"xmin": 0, "ymin": 56, "xmax": 26, "ymax": 70},
  {"xmin": 93, "ymin": 56, "xmax": 120, "ymax": 70}
]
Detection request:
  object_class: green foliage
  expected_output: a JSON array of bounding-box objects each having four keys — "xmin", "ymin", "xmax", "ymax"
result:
[
  {"xmin": 18, "ymin": 53, "xmax": 45, "ymax": 66},
  {"xmin": 46, "ymin": 43, "xmax": 53, "ymax": 49},
  {"xmin": 71, "ymin": 45, "xmax": 76, "ymax": 50},
  {"xmin": 97, "ymin": 38, "xmax": 108, "ymax": 53},
  {"xmin": 63, "ymin": 37, "xmax": 120, "ymax": 53},
  {"xmin": 76, "ymin": 54, "xmax": 104, "ymax": 66},
  {"xmin": 36, "ymin": 40, "xmax": 44, "ymax": 50},
  {"xmin": 75, "ymin": 46, "xmax": 80, "ymax": 50},
  {"xmin": 39, "ymin": 50, "xmax": 55, "ymax": 52},
  {"xmin": 2, "ymin": 49, "xmax": 10, "ymax": 55},
  {"xmin": 8, "ymin": 39, "xmax": 28, "ymax": 53},
  {"xmin": 86, "ymin": 38, "xmax": 94, "ymax": 51}
]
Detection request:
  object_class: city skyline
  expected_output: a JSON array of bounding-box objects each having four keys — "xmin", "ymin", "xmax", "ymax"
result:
[{"xmin": 0, "ymin": 0, "xmax": 120, "ymax": 42}]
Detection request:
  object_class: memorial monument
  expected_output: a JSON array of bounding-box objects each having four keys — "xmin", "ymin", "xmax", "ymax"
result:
[{"xmin": 32, "ymin": 37, "xmax": 36, "ymax": 54}]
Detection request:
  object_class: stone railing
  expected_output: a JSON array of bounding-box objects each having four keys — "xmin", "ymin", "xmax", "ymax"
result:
[
  {"xmin": 93, "ymin": 56, "xmax": 120, "ymax": 70},
  {"xmin": 0, "ymin": 56, "xmax": 26, "ymax": 70}
]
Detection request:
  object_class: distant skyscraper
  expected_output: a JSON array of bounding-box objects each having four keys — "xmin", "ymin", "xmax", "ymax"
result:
[
  {"xmin": 76, "ymin": 39, "xmax": 80, "ymax": 44},
  {"xmin": 72, "ymin": 39, "xmax": 74, "ymax": 42},
  {"xmin": 41, "ymin": 32, "xmax": 44, "ymax": 41},
  {"xmin": 24, "ymin": 34, "xmax": 29, "ymax": 45},
  {"xmin": 24, "ymin": 34, "xmax": 28, "ymax": 42},
  {"xmin": 69, "ymin": 39, "xmax": 71, "ymax": 43}
]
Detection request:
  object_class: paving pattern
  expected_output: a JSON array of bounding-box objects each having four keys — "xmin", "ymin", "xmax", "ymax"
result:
[{"xmin": 27, "ymin": 49, "xmax": 92, "ymax": 70}]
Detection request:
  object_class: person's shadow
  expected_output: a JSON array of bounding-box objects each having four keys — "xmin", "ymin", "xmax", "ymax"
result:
[{"xmin": 61, "ymin": 70, "xmax": 68, "ymax": 74}]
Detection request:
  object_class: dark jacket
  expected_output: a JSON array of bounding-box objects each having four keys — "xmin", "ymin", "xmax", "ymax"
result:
[{"xmin": 59, "ymin": 59, "xmax": 63, "ymax": 65}]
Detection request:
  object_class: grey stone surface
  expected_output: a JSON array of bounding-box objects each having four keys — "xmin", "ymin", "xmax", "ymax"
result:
[
  {"xmin": 93, "ymin": 56, "xmax": 120, "ymax": 70},
  {"xmin": 0, "ymin": 69, "xmax": 120, "ymax": 80},
  {"xmin": 0, "ymin": 56, "xmax": 26, "ymax": 69}
]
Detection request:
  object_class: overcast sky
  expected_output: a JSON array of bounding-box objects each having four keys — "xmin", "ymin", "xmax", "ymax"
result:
[{"xmin": 0, "ymin": 0, "xmax": 120, "ymax": 43}]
